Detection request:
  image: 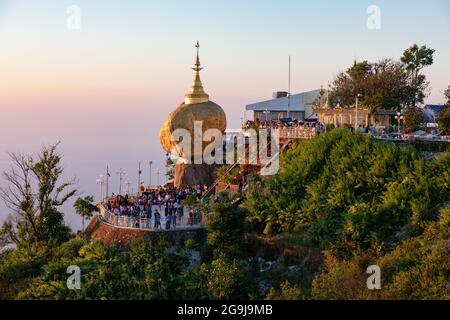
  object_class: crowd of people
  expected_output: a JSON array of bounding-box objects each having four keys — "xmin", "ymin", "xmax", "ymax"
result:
[
  {"xmin": 243, "ymin": 119, "xmax": 326, "ymax": 135},
  {"xmin": 243, "ymin": 119, "xmax": 317, "ymax": 129},
  {"xmin": 347, "ymin": 124, "xmax": 377, "ymax": 135},
  {"xmin": 105, "ymin": 185, "xmax": 208, "ymax": 230}
]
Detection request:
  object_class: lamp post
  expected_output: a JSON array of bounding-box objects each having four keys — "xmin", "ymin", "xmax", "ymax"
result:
[
  {"xmin": 395, "ymin": 112, "xmax": 404, "ymax": 134},
  {"xmin": 116, "ymin": 168, "xmax": 126, "ymax": 195},
  {"xmin": 95, "ymin": 175, "xmax": 105, "ymax": 201},
  {"xmin": 149, "ymin": 161, "xmax": 153, "ymax": 187},
  {"xmin": 355, "ymin": 94, "xmax": 362, "ymax": 129},
  {"xmin": 124, "ymin": 179, "xmax": 132, "ymax": 195},
  {"xmin": 154, "ymin": 170, "xmax": 163, "ymax": 187}
]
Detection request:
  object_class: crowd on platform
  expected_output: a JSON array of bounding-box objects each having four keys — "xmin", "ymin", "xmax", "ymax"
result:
[
  {"xmin": 105, "ymin": 185, "xmax": 207, "ymax": 230},
  {"xmin": 243, "ymin": 119, "xmax": 314, "ymax": 129},
  {"xmin": 243, "ymin": 119, "xmax": 326, "ymax": 134},
  {"xmin": 243, "ymin": 119, "xmax": 382, "ymax": 135}
]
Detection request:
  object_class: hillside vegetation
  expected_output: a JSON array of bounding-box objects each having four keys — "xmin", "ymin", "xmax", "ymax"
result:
[{"xmin": 0, "ymin": 131, "xmax": 448, "ymax": 300}]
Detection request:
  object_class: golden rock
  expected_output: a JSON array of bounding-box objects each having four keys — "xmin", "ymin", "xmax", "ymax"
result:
[{"xmin": 160, "ymin": 100, "xmax": 227, "ymax": 156}]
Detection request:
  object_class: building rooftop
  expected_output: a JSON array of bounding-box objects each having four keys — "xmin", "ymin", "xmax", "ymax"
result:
[
  {"xmin": 424, "ymin": 104, "xmax": 445, "ymax": 115},
  {"xmin": 246, "ymin": 89, "xmax": 324, "ymax": 112},
  {"xmin": 424, "ymin": 104, "xmax": 446, "ymax": 123}
]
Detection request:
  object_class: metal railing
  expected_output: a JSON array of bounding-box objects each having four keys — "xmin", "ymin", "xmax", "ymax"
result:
[
  {"xmin": 277, "ymin": 127, "xmax": 316, "ymax": 139},
  {"xmin": 97, "ymin": 204, "xmax": 205, "ymax": 231}
]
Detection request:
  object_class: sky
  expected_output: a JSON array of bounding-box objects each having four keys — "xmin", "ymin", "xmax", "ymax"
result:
[{"xmin": 0, "ymin": 0, "xmax": 449, "ymax": 230}]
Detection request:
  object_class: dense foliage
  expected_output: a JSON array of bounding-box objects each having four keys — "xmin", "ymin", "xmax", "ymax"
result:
[
  {"xmin": 0, "ymin": 238, "xmax": 255, "ymax": 300},
  {"xmin": 311, "ymin": 206, "xmax": 449, "ymax": 299},
  {"xmin": 0, "ymin": 132, "xmax": 448, "ymax": 300},
  {"xmin": 332, "ymin": 59, "xmax": 409, "ymax": 112},
  {"xmin": 331, "ymin": 44, "xmax": 434, "ymax": 112},
  {"xmin": 241, "ymin": 129, "xmax": 449, "ymax": 299},
  {"xmin": 243, "ymin": 130, "xmax": 449, "ymax": 254}
]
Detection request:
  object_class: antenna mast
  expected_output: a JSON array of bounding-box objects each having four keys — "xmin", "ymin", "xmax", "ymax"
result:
[{"xmin": 287, "ymin": 56, "xmax": 291, "ymax": 118}]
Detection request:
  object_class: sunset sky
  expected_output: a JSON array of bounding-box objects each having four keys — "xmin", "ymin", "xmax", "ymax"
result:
[{"xmin": 0, "ymin": 0, "xmax": 449, "ymax": 229}]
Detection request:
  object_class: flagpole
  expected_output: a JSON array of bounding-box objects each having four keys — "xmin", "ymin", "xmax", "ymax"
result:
[
  {"xmin": 287, "ymin": 55, "xmax": 291, "ymax": 119},
  {"xmin": 106, "ymin": 165, "xmax": 109, "ymax": 199}
]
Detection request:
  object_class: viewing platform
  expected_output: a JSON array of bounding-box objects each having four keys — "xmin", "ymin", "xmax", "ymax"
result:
[
  {"xmin": 96, "ymin": 202, "xmax": 205, "ymax": 232},
  {"xmin": 87, "ymin": 201, "xmax": 207, "ymax": 247}
]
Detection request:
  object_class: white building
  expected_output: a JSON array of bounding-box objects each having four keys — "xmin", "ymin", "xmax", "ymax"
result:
[{"xmin": 246, "ymin": 89, "xmax": 325, "ymax": 121}]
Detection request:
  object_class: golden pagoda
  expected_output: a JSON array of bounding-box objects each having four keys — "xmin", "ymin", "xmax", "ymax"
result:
[{"xmin": 160, "ymin": 42, "xmax": 227, "ymax": 161}]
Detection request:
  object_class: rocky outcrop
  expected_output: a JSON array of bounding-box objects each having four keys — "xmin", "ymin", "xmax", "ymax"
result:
[
  {"xmin": 174, "ymin": 163, "xmax": 217, "ymax": 188},
  {"xmin": 246, "ymin": 234, "xmax": 324, "ymax": 267},
  {"xmin": 85, "ymin": 216, "xmax": 206, "ymax": 248}
]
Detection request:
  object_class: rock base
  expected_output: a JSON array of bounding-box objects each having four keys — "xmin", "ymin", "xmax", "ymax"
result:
[{"xmin": 174, "ymin": 163, "xmax": 216, "ymax": 188}]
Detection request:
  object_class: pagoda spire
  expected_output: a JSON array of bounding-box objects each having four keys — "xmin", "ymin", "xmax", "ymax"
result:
[
  {"xmin": 322, "ymin": 83, "xmax": 331, "ymax": 109},
  {"xmin": 193, "ymin": 41, "xmax": 202, "ymax": 72},
  {"xmin": 185, "ymin": 41, "xmax": 209, "ymax": 104}
]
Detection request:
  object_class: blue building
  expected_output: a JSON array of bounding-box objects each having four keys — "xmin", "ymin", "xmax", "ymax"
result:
[{"xmin": 246, "ymin": 89, "xmax": 325, "ymax": 121}]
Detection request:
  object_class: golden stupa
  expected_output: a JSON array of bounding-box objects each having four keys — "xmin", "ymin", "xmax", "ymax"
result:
[{"xmin": 160, "ymin": 42, "xmax": 227, "ymax": 160}]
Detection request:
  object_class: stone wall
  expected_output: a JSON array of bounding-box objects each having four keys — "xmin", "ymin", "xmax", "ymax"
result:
[{"xmin": 86, "ymin": 216, "xmax": 206, "ymax": 248}]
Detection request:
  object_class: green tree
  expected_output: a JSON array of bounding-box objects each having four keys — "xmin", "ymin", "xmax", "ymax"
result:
[
  {"xmin": 437, "ymin": 85, "xmax": 450, "ymax": 134},
  {"xmin": 401, "ymin": 44, "xmax": 435, "ymax": 107},
  {"xmin": 73, "ymin": 195, "xmax": 98, "ymax": 234},
  {"xmin": 332, "ymin": 59, "xmax": 409, "ymax": 113},
  {"xmin": 206, "ymin": 194, "xmax": 247, "ymax": 259},
  {"xmin": 203, "ymin": 255, "xmax": 251, "ymax": 300},
  {"xmin": 437, "ymin": 107, "xmax": 450, "ymax": 134},
  {"xmin": 331, "ymin": 45, "xmax": 435, "ymax": 113},
  {"xmin": 403, "ymin": 106, "xmax": 424, "ymax": 131},
  {"xmin": 444, "ymin": 85, "xmax": 450, "ymax": 106},
  {"xmin": 165, "ymin": 153, "xmax": 175, "ymax": 182},
  {"xmin": 0, "ymin": 143, "xmax": 76, "ymax": 248}
]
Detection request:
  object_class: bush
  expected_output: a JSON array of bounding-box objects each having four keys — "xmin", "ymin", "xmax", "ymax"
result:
[
  {"xmin": 203, "ymin": 255, "xmax": 253, "ymax": 300},
  {"xmin": 184, "ymin": 239, "xmax": 197, "ymax": 249},
  {"xmin": 266, "ymin": 281, "xmax": 304, "ymax": 300}
]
